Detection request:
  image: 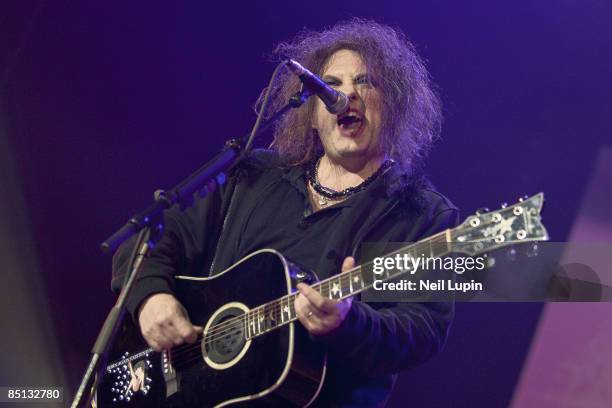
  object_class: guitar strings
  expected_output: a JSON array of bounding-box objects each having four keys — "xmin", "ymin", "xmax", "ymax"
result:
[
  {"xmin": 172, "ymin": 241, "xmax": 450, "ymax": 367},
  {"xmin": 198, "ymin": 233, "xmax": 449, "ymax": 340},
  {"xmin": 168, "ymin": 270, "xmax": 365, "ymax": 363},
  {"xmin": 167, "ymin": 234, "xmax": 450, "ymax": 363},
  {"xmin": 171, "ymin": 234, "xmax": 449, "ymax": 357},
  {"xmin": 169, "ymin": 272, "xmax": 358, "ymax": 362},
  {"xmin": 118, "ymin": 207, "xmax": 530, "ymax": 367},
  {"xmin": 198, "ymin": 233, "xmax": 448, "ymax": 340}
]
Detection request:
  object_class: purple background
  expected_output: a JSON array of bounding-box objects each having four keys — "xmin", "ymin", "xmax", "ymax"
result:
[{"xmin": 2, "ymin": 1, "xmax": 611, "ymax": 406}]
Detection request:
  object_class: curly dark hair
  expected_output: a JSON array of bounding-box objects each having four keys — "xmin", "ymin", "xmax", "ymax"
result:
[{"xmin": 264, "ymin": 18, "xmax": 442, "ymax": 174}]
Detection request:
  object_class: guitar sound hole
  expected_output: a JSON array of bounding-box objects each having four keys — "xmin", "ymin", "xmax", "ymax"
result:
[{"xmin": 203, "ymin": 306, "xmax": 247, "ymax": 366}]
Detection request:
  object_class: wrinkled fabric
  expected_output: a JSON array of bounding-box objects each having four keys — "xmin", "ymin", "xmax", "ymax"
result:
[{"xmin": 112, "ymin": 149, "xmax": 459, "ymax": 407}]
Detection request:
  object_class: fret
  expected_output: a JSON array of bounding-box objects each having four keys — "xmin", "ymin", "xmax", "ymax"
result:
[
  {"xmin": 329, "ymin": 278, "xmax": 342, "ymax": 300},
  {"xmin": 351, "ymin": 269, "xmax": 363, "ymax": 292},
  {"xmin": 281, "ymin": 296, "xmax": 289, "ymax": 323},
  {"xmin": 247, "ymin": 311, "xmax": 252, "ymax": 337},
  {"xmin": 250, "ymin": 311, "xmax": 257, "ymax": 336},
  {"xmin": 288, "ymin": 295, "xmax": 296, "ymax": 320},
  {"xmin": 243, "ymin": 233, "xmax": 454, "ymax": 340},
  {"xmin": 242, "ymin": 313, "xmax": 251, "ymax": 340},
  {"xmin": 264, "ymin": 303, "xmax": 275, "ymax": 331},
  {"xmin": 256, "ymin": 307, "xmax": 263, "ymax": 333}
]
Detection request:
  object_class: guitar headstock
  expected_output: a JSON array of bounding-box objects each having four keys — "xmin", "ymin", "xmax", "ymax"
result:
[{"xmin": 450, "ymin": 193, "xmax": 549, "ymax": 256}]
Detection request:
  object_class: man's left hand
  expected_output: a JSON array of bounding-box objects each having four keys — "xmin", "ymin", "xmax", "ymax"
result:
[{"xmin": 295, "ymin": 256, "xmax": 354, "ymax": 335}]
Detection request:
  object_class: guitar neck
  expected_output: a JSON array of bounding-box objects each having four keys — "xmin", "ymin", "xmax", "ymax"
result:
[
  {"xmin": 108, "ymin": 193, "xmax": 548, "ymax": 369},
  {"xmin": 243, "ymin": 229, "xmax": 452, "ymax": 339}
]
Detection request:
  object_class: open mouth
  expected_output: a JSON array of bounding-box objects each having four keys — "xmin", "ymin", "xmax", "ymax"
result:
[{"xmin": 337, "ymin": 109, "xmax": 364, "ymax": 132}]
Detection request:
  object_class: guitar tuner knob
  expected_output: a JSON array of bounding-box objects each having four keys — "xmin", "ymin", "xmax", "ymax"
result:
[{"xmin": 501, "ymin": 202, "xmax": 508, "ymax": 208}]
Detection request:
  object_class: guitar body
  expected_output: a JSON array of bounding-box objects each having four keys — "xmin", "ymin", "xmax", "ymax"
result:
[
  {"xmin": 96, "ymin": 193, "xmax": 550, "ymax": 407},
  {"xmin": 97, "ymin": 249, "xmax": 327, "ymax": 407}
]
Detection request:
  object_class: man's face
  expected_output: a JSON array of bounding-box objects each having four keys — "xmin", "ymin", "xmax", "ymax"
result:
[{"xmin": 312, "ymin": 49, "xmax": 383, "ymax": 162}]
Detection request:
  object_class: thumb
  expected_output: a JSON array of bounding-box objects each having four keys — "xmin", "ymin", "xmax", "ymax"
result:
[
  {"xmin": 184, "ymin": 325, "xmax": 203, "ymax": 344},
  {"xmin": 341, "ymin": 256, "xmax": 356, "ymax": 273}
]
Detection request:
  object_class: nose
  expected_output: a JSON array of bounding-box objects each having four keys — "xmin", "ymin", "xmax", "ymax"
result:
[{"xmin": 338, "ymin": 82, "xmax": 360, "ymax": 102}]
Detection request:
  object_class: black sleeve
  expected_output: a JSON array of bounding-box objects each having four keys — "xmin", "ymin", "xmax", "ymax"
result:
[
  {"xmin": 314, "ymin": 207, "xmax": 459, "ymax": 376},
  {"xmin": 110, "ymin": 175, "xmax": 235, "ymax": 321}
]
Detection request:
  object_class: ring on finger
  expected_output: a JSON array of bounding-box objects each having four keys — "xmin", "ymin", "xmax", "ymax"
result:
[{"xmin": 307, "ymin": 311, "xmax": 314, "ymax": 319}]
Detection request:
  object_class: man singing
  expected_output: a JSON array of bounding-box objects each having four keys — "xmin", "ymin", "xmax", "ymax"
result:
[{"xmin": 113, "ymin": 18, "xmax": 458, "ymax": 407}]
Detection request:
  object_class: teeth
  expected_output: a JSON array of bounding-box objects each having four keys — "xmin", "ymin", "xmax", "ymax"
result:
[{"xmin": 337, "ymin": 111, "xmax": 363, "ymax": 126}]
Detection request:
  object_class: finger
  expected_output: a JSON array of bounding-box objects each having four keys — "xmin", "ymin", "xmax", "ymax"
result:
[
  {"xmin": 294, "ymin": 293, "xmax": 323, "ymax": 333},
  {"xmin": 297, "ymin": 283, "xmax": 337, "ymax": 314},
  {"xmin": 294, "ymin": 297, "xmax": 312, "ymax": 329},
  {"xmin": 153, "ymin": 329, "xmax": 177, "ymax": 349},
  {"xmin": 156, "ymin": 320, "xmax": 186, "ymax": 346},
  {"xmin": 294, "ymin": 293, "xmax": 311, "ymax": 319},
  {"xmin": 341, "ymin": 256, "xmax": 356, "ymax": 272},
  {"xmin": 172, "ymin": 316, "xmax": 199, "ymax": 343},
  {"xmin": 145, "ymin": 336, "xmax": 163, "ymax": 352},
  {"xmin": 297, "ymin": 294, "xmax": 324, "ymax": 320}
]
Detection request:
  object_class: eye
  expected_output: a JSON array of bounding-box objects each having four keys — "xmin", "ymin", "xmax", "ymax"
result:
[
  {"xmin": 355, "ymin": 76, "xmax": 372, "ymax": 86},
  {"xmin": 325, "ymin": 79, "xmax": 340, "ymax": 87}
]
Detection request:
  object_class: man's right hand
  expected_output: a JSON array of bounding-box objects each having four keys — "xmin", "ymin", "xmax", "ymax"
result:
[{"xmin": 137, "ymin": 293, "xmax": 202, "ymax": 351}]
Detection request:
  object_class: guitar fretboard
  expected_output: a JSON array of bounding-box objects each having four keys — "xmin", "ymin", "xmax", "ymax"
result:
[{"xmin": 240, "ymin": 230, "xmax": 451, "ymax": 340}]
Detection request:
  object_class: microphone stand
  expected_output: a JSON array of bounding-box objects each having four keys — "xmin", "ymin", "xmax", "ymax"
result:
[{"xmin": 70, "ymin": 89, "xmax": 311, "ymax": 408}]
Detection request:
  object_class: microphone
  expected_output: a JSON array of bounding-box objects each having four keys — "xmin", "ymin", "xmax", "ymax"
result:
[{"xmin": 285, "ymin": 59, "xmax": 349, "ymax": 114}]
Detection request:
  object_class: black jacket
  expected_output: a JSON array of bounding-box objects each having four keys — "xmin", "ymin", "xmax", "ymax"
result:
[{"xmin": 112, "ymin": 149, "xmax": 459, "ymax": 407}]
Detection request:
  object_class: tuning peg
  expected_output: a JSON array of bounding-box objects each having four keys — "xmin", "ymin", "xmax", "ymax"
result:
[
  {"xmin": 518, "ymin": 195, "xmax": 529, "ymax": 202},
  {"xmin": 475, "ymin": 207, "xmax": 490, "ymax": 215},
  {"xmin": 500, "ymin": 202, "xmax": 508, "ymax": 209}
]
